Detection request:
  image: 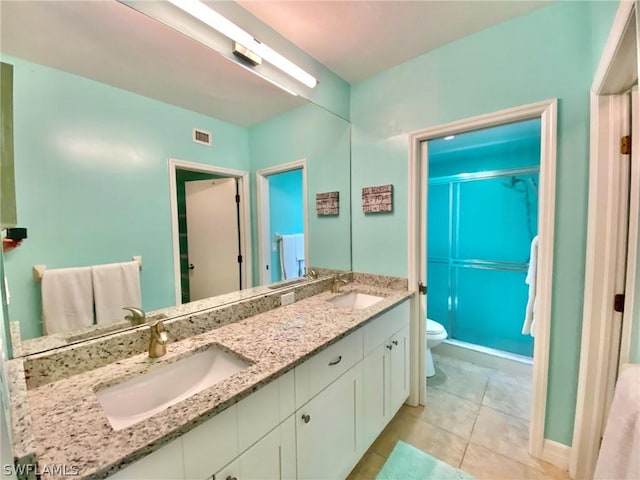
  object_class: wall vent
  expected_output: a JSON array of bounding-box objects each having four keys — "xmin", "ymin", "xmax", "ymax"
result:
[{"xmin": 192, "ymin": 128, "xmax": 212, "ymax": 146}]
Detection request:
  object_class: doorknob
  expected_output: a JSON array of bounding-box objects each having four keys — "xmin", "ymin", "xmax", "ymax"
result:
[{"xmin": 188, "ymin": 263, "xmax": 195, "ymax": 270}]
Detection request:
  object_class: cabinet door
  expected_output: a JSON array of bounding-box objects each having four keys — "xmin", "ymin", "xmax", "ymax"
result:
[
  {"xmin": 183, "ymin": 406, "xmax": 239, "ymax": 480},
  {"xmin": 213, "ymin": 416, "xmax": 296, "ymax": 480},
  {"xmin": 212, "ymin": 459, "xmax": 239, "ymax": 480},
  {"xmin": 361, "ymin": 342, "xmax": 389, "ymax": 449},
  {"xmin": 296, "ymin": 364, "xmax": 362, "ymax": 480},
  {"xmin": 389, "ymin": 326, "xmax": 410, "ymax": 414},
  {"xmin": 110, "ymin": 439, "xmax": 184, "ymax": 480}
]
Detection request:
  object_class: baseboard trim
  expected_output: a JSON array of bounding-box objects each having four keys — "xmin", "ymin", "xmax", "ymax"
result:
[{"xmin": 540, "ymin": 439, "xmax": 571, "ymax": 470}]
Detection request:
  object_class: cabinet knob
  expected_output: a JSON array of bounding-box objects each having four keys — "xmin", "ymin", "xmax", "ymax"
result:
[
  {"xmin": 386, "ymin": 344, "xmax": 393, "ymax": 350},
  {"xmin": 301, "ymin": 413, "xmax": 311, "ymax": 423},
  {"xmin": 188, "ymin": 263, "xmax": 195, "ymax": 270},
  {"xmin": 226, "ymin": 477, "xmax": 238, "ymax": 480},
  {"xmin": 328, "ymin": 356, "xmax": 342, "ymax": 366},
  {"xmin": 392, "ymin": 340, "xmax": 398, "ymax": 346}
]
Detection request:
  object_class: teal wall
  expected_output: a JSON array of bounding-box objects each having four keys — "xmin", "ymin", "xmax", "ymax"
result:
[
  {"xmin": 268, "ymin": 170, "xmax": 304, "ymax": 282},
  {"xmin": 2, "ymin": 56, "xmax": 251, "ymax": 339},
  {"xmin": 249, "ymin": 102, "xmax": 351, "ymax": 283},
  {"xmin": 350, "ymin": 1, "xmax": 616, "ymax": 446},
  {"xmin": 588, "ymin": 1, "xmax": 621, "ymax": 75}
]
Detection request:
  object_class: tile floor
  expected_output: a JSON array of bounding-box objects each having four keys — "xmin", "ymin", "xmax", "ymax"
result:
[{"xmin": 348, "ymin": 354, "xmax": 571, "ymax": 480}]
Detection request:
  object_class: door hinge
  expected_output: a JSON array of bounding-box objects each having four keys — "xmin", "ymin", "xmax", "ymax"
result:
[
  {"xmin": 621, "ymin": 136, "xmax": 631, "ymax": 155},
  {"xmin": 418, "ymin": 282, "xmax": 427, "ymax": 295},
  {"xmin": 614, "ymin": 293, "xmax": 625, "ymax": 313},
  {"xmin": 235, "ymin": 194, "xmax": 240, "ymax": 203},
  {"xmin": 237, "ymin": 255, "xmax": 243, "ymax": 264}
]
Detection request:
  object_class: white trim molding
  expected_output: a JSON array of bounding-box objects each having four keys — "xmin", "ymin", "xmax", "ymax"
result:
[
  {"xmin": 407, "ymin": 98, "xmax": 558, "ymax": 463},
  {"xmin": 541, "ymin": 439, "xmax": 571, "ymax": 471},
  {"xmin": 571, "ymin": 4, "xmax": 638, "ymax": 478},
  {"xmin": 255, "ymin": 159, "xmax": 309, "ymax": 285},
  {"xmin": 168, "ymin": 158, "xmax": 252, "ymax": 305}
]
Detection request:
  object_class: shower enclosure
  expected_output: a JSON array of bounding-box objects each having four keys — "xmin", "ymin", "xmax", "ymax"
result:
[{"xmin": 426, "ymin": 119, "xmax": 541, "ymax": 357}]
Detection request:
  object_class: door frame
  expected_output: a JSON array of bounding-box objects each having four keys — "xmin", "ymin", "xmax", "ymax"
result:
[
  {"xmin": 168, "ymin": 158, "xmax": 252, "ymax": 305},
  {"xmin": 407, "ymin": 99, "xmax": 558, "ymax": 461},
  {"xmin": 570, "ymin": 2, "xmax": 639, "ymax": 479},
  {"xmin": 255, "ymin": 159, "xmax": 309, "ymax": 285}
]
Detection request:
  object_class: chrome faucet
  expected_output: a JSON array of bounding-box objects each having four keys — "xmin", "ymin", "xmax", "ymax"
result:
[
  {"xmin": 332, "ymin": 275, "xmax": 348, "ymax": 293},
  {"xmin": 148, "ymin": 320, "xmax": 168, "ymax": 358},
  {"xmin": 304, "ymin": 269, "xmax": 318, "ymax": 280},
  {"xmin": 123, "ymin": 307, "xmax": 146, "ymax": 326}
]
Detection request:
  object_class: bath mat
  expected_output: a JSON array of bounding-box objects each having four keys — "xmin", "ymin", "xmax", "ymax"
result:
[{"xmin": 376, "ymin": 441, "xmax": 477, "ymax": 480}]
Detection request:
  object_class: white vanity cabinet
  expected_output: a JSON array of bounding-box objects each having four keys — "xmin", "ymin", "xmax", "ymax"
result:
[
  {"xmin": 109, "ymin": 438, "xmax": 185, "ymax": 480},
  {"xmin": 213, "ymin": 416, "xmax": 296, "ymax": 480},
  {"xmin": 107, "ymin": 298, "xmax": 411, "ymax": 480},
  {"xmin": 295, "ymin": 363, "xmax": 363, "ymax": 480},
  {"xmin": 361, "ymin": 301, "xmax": 410, "ymax": 449}
]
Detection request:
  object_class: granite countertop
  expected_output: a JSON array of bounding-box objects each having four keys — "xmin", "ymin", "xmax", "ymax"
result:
[{"xmin": 24, "ymin": 282, "xmax": 413, "ymax": 479}]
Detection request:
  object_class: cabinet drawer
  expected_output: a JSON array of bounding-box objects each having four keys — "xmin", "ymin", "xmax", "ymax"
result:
[
  {"xmin": 295, "ymin": 329, "xmax": 363, "ymax": 407},
  {"xmin": 363, "ymin": 300, "xmax": 410, "ymax": 355}
]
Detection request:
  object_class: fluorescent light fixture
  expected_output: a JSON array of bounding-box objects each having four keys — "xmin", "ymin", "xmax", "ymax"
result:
[
  {"xmin": 444, "ymin": 135, "xmax": 455, "ymax": 140},
  {"xmin": 167, "ymin": 0, "xmax": 318, "ymax": 88}
]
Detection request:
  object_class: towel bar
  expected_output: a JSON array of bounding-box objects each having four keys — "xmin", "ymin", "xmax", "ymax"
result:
[{"xmin": 33, "ymin": 256, "xmax": 142, "ymax": 282}]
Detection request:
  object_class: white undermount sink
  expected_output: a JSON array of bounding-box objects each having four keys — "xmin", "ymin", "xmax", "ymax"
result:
[
  {"xmin": 96, "ymin": 346, "xmax": 250, "ymax": 431},
  {"xmin": 328, "ymin": 292, "xmax": 384, "ymax": 309}
]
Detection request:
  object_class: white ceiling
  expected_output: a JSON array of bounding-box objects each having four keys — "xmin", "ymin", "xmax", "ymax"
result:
[
  {"xmin": 237, "ymin": 1, "xmax": 551, "ymax": 84},
  {"xmin": 0, "ymin": 1, "xmax": 550, "ymax": 126}
]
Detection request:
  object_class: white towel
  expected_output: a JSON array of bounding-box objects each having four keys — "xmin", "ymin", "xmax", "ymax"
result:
[
  {"xmin": 294, "ymin": 233, "xmax": 305, "ymax": 276},
  {"xmin": 294, "ymin": 234, "xmax": 305, "ymax": 261},
  {"xmin": 92, "ymin": 261, "xmax": 141, "ymax": 324},
  {"xmin": 280, "ymin": 234, "xmax": 299, "ymax": 280},
  {"xmin": 594, "ymin": 365, "xmax": 640, "ymax": 479},
  {"xmin": 522, "ymin": 235, "xmax": 539, "ymax": 337},
  {"xmin": 41, "ymin": 266, "xmax": 94, "ymax": 334}
]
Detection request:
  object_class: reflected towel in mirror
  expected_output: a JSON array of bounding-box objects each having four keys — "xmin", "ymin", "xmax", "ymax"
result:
[
  {"xmin": 280, "ymin": 234, "xmax": 300, "ymax": 280},
  {"xmin": 294, "ymin": 233, "xmax": 305, "ymax": 276},
  {"xmin": 92, "ymin": 261, "xmax": 141, "ymax": 324},
  {"xmin": 42, "ymin": 266, "xmax": 94, "ymax": 334},
  {"xmin": 522, "ymin": 235, "xmax": 538, "ymax": 336}
]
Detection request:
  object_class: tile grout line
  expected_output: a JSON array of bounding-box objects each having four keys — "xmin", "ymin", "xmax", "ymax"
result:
[{"xmin": 459, "ymin": 375, "xmax": 490, "ymax": 469}]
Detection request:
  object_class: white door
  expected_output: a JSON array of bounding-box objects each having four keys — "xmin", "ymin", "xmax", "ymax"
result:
[{"xmin": 185, "ymin": 178, "xmax": 240, "ymax": 300}]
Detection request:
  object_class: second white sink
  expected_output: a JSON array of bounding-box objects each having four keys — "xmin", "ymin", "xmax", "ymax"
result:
[
  {"xmin": 96, "ymin": 346, "xmax": 250, "ymax": 431},
  {"xmin": 329, "ymin": 292, "xmax": 383, "ymax": 309}
]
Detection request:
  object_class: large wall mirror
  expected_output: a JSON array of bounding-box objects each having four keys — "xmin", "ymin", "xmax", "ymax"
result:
[{"xmin": 0, "ymin": 1, "xmax": 351, "ymax": 357}]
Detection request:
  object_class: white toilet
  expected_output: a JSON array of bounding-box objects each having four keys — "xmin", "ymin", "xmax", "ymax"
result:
[{"xmin": 426, "ymin": 319, "xmax": 448, "ymax": 377}]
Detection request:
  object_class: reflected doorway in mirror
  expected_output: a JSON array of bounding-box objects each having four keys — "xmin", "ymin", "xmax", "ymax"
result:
[{"xmin": 256, "ymin": 159, "xmax": 309, "ymax": 286}]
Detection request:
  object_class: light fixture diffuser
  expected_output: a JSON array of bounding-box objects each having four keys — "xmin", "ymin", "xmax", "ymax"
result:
[{"xmin": 167, "ymin": 0, "xmax": 318, "ymax": 88}]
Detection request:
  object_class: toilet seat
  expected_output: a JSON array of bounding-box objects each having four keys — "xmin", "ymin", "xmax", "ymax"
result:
[{"xmin": 426, "ymin": 319, "xmax": 445, "ymax": 335}]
